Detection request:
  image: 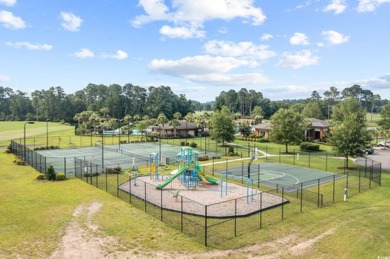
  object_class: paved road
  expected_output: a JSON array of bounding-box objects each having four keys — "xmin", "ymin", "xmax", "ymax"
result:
[{"xmin": 364, "ymin": 148, "xmax": 390, "ymax": 172}]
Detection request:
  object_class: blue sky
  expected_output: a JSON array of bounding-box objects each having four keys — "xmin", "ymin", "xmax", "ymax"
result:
[{"xmin": 0, "ymin": 0, "xmax": 389, "ymax": 102}]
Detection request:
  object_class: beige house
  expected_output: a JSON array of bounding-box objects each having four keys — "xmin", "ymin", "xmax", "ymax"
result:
[
  {"xmin": 253, "ymin": 118, "xmax": 330, "ymax": 141},
  {"xmin": 149, "ymin": 120, "xmax": 200, "ymax": 138}
]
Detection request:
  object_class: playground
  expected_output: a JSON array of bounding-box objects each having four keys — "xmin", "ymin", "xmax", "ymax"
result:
[{"xmin": 119, "ymin": 147, "xmax": 287, "ymax": 218}]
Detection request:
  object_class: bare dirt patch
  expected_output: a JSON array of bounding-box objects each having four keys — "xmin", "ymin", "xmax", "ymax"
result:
[{"xmin": 50, "ymin": 203, "xmax": 335, "ymax": 258}]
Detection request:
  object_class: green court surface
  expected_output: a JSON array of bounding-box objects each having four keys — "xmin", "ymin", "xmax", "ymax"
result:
[
  {"xmin": 35, "ymin": 142, "xmax": 220, "ymax": 175},
  {"xmin": 215, "ymin": 162, "xmax": 346, "ymax": 190}
]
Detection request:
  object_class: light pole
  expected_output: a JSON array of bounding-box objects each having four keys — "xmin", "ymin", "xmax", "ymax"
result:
[
  {"xmin": 101, "ymin": 128, "xmax": 104, "ymax": 170},
  {"xmin": 158, "ymin": 125, "xmax": 162, "ymax": 164},
  {"xmin": 127, "ymin": 120, "xmax": 130, "ymax": 143},
  {"xmin": 24, "ymin": 121, "xmax": 35, "ymax": 161},
  {"xmin": 46, "ymin": 119, "xmax": 49, "ymax": 149},
  {"xmin": 116, "ymin": 119, "xmax": 123, "ymax": 151}
]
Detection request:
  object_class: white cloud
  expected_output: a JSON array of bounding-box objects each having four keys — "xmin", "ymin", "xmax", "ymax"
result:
[
  {"xmin": 0, "ymin": 74, "xmax": 10, "ymax": 82},
  {"xmin": 357, "ymin": 0, "xmax": 390, "ymax": 12},
  {"xmin": 102, "ymin": 50, "xmax": 128, "ymax": 60},
  {"xmin": 186, "ymin": 72, "xmax": 271, "ymax": 85},
  {"xmin": 6, "ymin": 41, "xmax": 53, "ymax": 50},
  {"xmin": 60, "ymin": 12, "xmax": 82, "ymax": 32},
  {"xmin": 289, "ymin": 32, "xmax": 310, "ymax": 46},
  {"xmin": 132, "ymin": 0, "xmax": 266, "ymax": 38},
  {"xmin": 132, "ymin": 0, "xmax": 172, "ymax": 27},
  {"xmin": 0, "ymin": 11, "xmax": 25, "ymax": 29},
  {"xmin": 204, "ymin": 40, "xmax": 275, "ymax": 60},
  {"xmin": 0, "ymin": 0, "xmax": 16, "ymax": 6},
  {"xmin": 74, "ymin": 48, "xmax": 94, "ymax": 58},
  {"xmin": 322, "ymin": 30, "xmax": 350, "ymax": 45},
  {"xmin": 159, "ymin": 25, "xmax": 205, "ymax": 39},
  {"xmin": 149, "ymin": 55, "xmax": 270, "ymax": 85},
  {"xmin": 261, "ymin": 33, "xmax": 273, "ymax": 41},
  {"xmin": 276, "ymin": 50, "xmax": 319, "ymax": 69},
  {"xmin": 322, "ymin": 0, "xmax": 347, "ymax": 14},
  {"xmin": 150, "ymin": 55, "xmax": 249, "ymax": 75},
  {"xmin": 359, "ymin": 74, "xmax": 390, "ymax": 90}
]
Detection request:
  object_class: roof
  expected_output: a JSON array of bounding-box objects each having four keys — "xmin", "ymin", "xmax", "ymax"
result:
[
  {"xmin": 308, "ymin": 118, "xmax": 331, "ymax": 128},
  {"xmin": 253, "ymin": 122, "xmax": 272, "ymax": 130},
  {"xmin": 150, "ymin": 120, "xmax": 199, "ymax": 130}
]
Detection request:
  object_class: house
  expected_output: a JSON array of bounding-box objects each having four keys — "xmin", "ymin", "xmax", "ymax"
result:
[
  {"xmin": 252, "ymin": 122, "xmax": 272, "ymax": 139},
  {"xmin": 252, "ymin": 118, "xmax": 330, "ymax": 141},
  {"xmin": 305, "ymin": 118, "xmax": 331, "ymax": 141},
  {"xmin": 149, "ymin": 120, "xmax": 200, "ymax": 138}
]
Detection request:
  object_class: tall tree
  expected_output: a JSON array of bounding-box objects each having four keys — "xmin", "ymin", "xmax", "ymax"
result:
[
  {"xmin": 379, "ymin": 103, "xmax": 390, "ymax": 130},
  {"xmin": 210, "ymin": 106, "xmax": 236, "ymax": 145},
  {"xmin": 329, "ymin": 98, "xmax": 371, "ymax": 168},
  {"xmin": 156, "ymin": 113, "xmax": 169, "ymax": 136},
  {"xmin": 270, "ymin": 108, "xmax": 307, "ymax": 153},
  {"xmin": 302, "ymin": 100, "xmax": 323, "ymax": 119}
]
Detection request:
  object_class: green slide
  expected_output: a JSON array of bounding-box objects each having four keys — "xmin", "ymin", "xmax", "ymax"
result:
[
  {"xmin": 156, "ymin": 167, "xmax": 188, "ymax": 189},
  {"xmin": 196, "ymin": 166, "xmax": 218, "ymax": 185}
]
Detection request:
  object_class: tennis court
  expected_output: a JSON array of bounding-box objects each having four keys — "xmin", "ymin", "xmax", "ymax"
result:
[
  {"xmin": 214, "ymin": 162, "xmax": 346, "ymax": 190},
  {"xmin": 36, "ymin": 142, "xmax": 220, "ymax": 173}
]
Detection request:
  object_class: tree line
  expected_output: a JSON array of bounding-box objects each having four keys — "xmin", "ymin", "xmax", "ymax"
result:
[{"xmin": 0, "ymin": 83, "xmax": 387, "ymax": 124}]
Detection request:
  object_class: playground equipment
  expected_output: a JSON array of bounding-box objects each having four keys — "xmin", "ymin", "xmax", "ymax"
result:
[
  {"xmin": 220, "ymin": 174, "xmax": 256, "ymax": 203},
  {"xmin": 149, "ymin": 152, "xmax": 159, "ymax": 181},
  {"xmin": 156, "ymin": 147, "xmax": 217, "ymax": 189}
]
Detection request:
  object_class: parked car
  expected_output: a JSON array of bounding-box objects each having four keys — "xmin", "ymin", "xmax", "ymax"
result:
[
  {"xmin": 376, "ymin": 141, "xmax": 390, "ymax": 148},
  {"xmin": 362, "ymin": 146, "xmax": 374, "ymax": 154}
]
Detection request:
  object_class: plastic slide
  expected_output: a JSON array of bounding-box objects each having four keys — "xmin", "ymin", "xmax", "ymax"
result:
[
  {"xmin": 196, "ymin": 166, "xmax": 218, "ymax": 185},
  {"xmin": 156, "ymin": 167, "xmax": 188, "ymax": 189}
]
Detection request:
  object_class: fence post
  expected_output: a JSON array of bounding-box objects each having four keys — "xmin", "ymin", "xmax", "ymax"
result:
[
  {"xmin": 64, "ymin": 157, "xmax": 67, "ymax": 177},
  {"xmin": 359, "ymin": 169, "xmax": 361, "ymax": 193},
  {"xmin": 259, "ymin": 192, "xmax": 263, "ymax": 229},
  {"xmin": 212, "ymin": 157, "xmax": 215, "ymax": 176},
  {"xmin": 300, "ymin": 183, "xmax": 303, "ymax": 213},
  {"xmin": 205, "ymin": 205, "xmax": 208, "ymax": 247},
  {"xmin": 117, "ymin": 172, "xmax": 119, "ymax": 197},
  {"xmin": 129, "ymin": 175, "xmax": 132, "ymax": 204},
  {"xmin": 181, "ymin": 196, "xmax": 183, "ymax": 233},
  {"xmin": 225, "ymin": 159, "xmax": 228, "ymax": 174},
  {"xmin": 257, "ymin": 164, "xmax": 260, "ymax": 188},
  {"xmin": 265, "ymin": 146, "xmax": 268, "ymax": 161},
  {"xmin": 317, "ymin": 178, "xmax": 320, "ymax": 208},
  {"xmin": 241, "ymin": 162, "xmax": 244, "ymax": 184},
  {"xmin": 281, "ymin": 187, "xmax": 284, "ymax": 220},
  {"xmin": 308, "ymin": 152, "xmax": 311, "ymax": 168},
  {"xmin": 160, "ymin": 189, "xmax": 163, "ymax": 221},
  {"xmin": 333, "ymin": 175, "xmax": 335, "ymax": 203},
  {"xmin": 279, "ymin": 147, "xmax": 281, "ymax": 163},
  {"xmin": 144, "ymin": 181, "xmax": 147, "ymax": 212},
  {"xmin": 293, "ymin": 149, "xmax": 295, "ymax": 165},
  {"xmin": 105, "ymin": 168, "xmax": 108, "ymax": 192},
  {"xmin": 234, "ymin": 199, "xmax": 237, "ymax": 237},
  {"xmin": 325, "ymin": 153, "xmax": 328, "ymax": 171}
]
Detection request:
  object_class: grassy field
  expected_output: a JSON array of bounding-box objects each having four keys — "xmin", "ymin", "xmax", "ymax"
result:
[{"xmin": 1, "ymin": 122, "xmax": 389, "ymax": 258}]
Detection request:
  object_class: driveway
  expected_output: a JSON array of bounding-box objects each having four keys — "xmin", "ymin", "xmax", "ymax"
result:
[{"xmin": 364, "ymin": 147, "xmax": 390, "ymax": 173}]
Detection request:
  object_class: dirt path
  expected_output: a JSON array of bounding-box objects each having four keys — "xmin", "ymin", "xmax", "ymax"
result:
[{"xmin": 50, "ymin": 202, "xmax": 335, "ymax": 259}]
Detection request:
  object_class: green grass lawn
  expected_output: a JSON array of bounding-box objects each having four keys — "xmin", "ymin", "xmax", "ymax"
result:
[{"xmin": 1, "ymin": 122, "xmax": 389, "ymax": 258}]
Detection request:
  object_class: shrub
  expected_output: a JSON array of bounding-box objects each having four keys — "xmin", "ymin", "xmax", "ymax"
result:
[
  {"xmin": 36, "ymin": 174, "xmax": 46, "ymax": 180},
  {"xmin": 300, "ymin": 142, "xmax": 320, "ymax": 152},
  {"xmin": 107, "ymin": 167, "xmax": 121, "ymax": 174},
  {"xmin": 198, "ymin": 155, "xmax": 209, "ymax": 161},
  {"xmin": 46, "ymin": 165, "xmax": 56, "ymax": 181},
  {"xmin": 228, "ymin": 146, "xmax": 235, "ymax": 154},
  {"xmin": 190, "ymin": 142, "xmax": 197, "ymax": 148},
  {"xmin": 180, "ymin": 141, "xmax": 186, "ymax": 146},
  {"xmin": 56, "ymin": 172, "xmax": 66, "ymax": 181},
  {"xmin": 14, "ymin": 159, "xmax": 26, "ymax": 165}
]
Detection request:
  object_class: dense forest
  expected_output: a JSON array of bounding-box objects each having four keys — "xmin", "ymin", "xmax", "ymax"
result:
[{"xmin": 0, "ymin": 83, "xmax": 387, "ymax": 123}]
